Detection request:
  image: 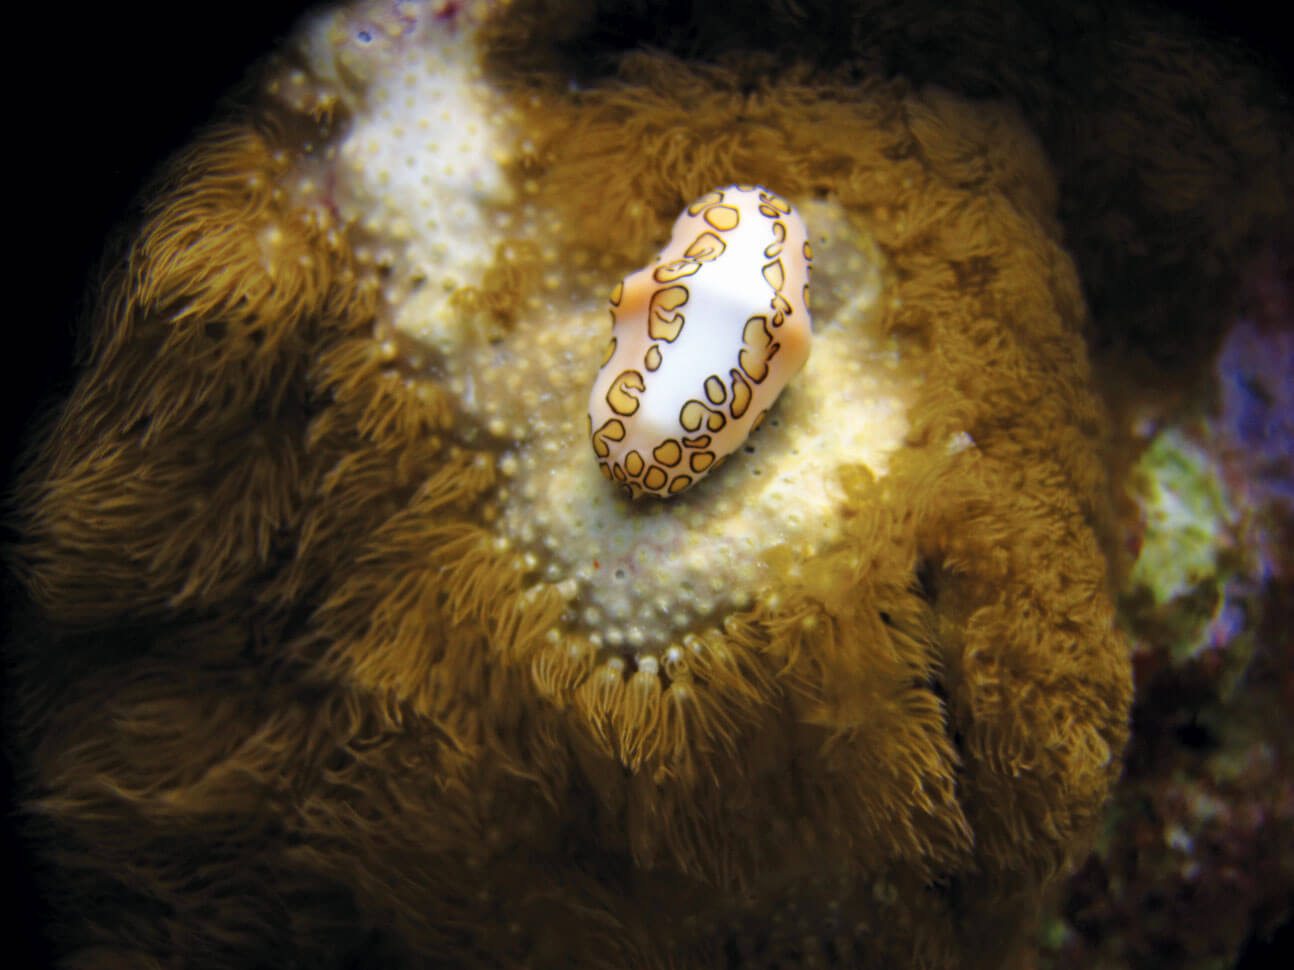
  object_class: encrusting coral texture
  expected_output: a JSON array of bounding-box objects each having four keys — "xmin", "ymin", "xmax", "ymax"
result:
[{"xmin": 5, "ymin": 1, "xmax": 1290, "ymax": 968}]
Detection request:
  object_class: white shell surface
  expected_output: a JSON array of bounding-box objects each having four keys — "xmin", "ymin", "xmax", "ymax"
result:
[{"xmin": 587, "ymin": 186, "xmax": 813, "ymax": 498}]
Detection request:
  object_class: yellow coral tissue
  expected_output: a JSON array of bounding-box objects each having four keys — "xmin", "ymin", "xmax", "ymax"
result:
[{"xmin": 5, "ymin": 1, "xmax": 1151, "ymax": 968}]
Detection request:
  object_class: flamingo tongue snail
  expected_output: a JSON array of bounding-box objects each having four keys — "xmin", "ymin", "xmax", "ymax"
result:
[{"xmin": 587, "ymin": 185, "xmax": 814, "ymax": 498}]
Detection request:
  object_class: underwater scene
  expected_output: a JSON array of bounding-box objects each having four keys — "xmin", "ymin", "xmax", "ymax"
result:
[{"xmin": 4, "ymin": 1, "xmax": 1290, "ymax": 967}]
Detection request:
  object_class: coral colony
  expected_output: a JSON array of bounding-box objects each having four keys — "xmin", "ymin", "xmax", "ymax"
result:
[
  {"xmin": 1125, "ymin": 311, "xmax": 1292, "ymax": 662},
  {"xmin": 20, "ymin": 0, "xmax": 1293, "ymax": 967},
  {"xmin": 12, "ymin": 1, "xmax": 1137, "ymax": 965}
]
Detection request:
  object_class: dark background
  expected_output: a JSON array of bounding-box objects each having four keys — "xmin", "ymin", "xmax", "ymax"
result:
[{"xmin": 3, "ymin": 2, "xmax": 1288, "ymax": 966}]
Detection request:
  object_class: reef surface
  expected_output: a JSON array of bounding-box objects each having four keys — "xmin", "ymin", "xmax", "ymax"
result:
[{"xmin": 5, "ymin": 2, "xmax": 1291, "ymax": 968}]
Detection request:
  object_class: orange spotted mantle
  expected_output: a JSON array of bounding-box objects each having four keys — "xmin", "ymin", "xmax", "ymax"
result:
[{"xmin": 587, "ymin": 186, "xmax": 814, "ymax": 498}]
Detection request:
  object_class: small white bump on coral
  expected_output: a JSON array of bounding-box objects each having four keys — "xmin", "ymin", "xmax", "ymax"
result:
[{"xmin": 588, "ymin": 186, "xmax": 814, "ymax": 498}]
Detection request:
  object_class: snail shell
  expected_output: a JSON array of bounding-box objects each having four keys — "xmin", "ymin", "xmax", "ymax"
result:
[{"xmin": 588, "ymin": 185, "xmax": 813, "ymax": 498}]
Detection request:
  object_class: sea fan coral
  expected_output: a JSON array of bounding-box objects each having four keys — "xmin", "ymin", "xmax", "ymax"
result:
[{"xmin": 9, "ymin": 1, "xmax": 1289, "ymax": 968}]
